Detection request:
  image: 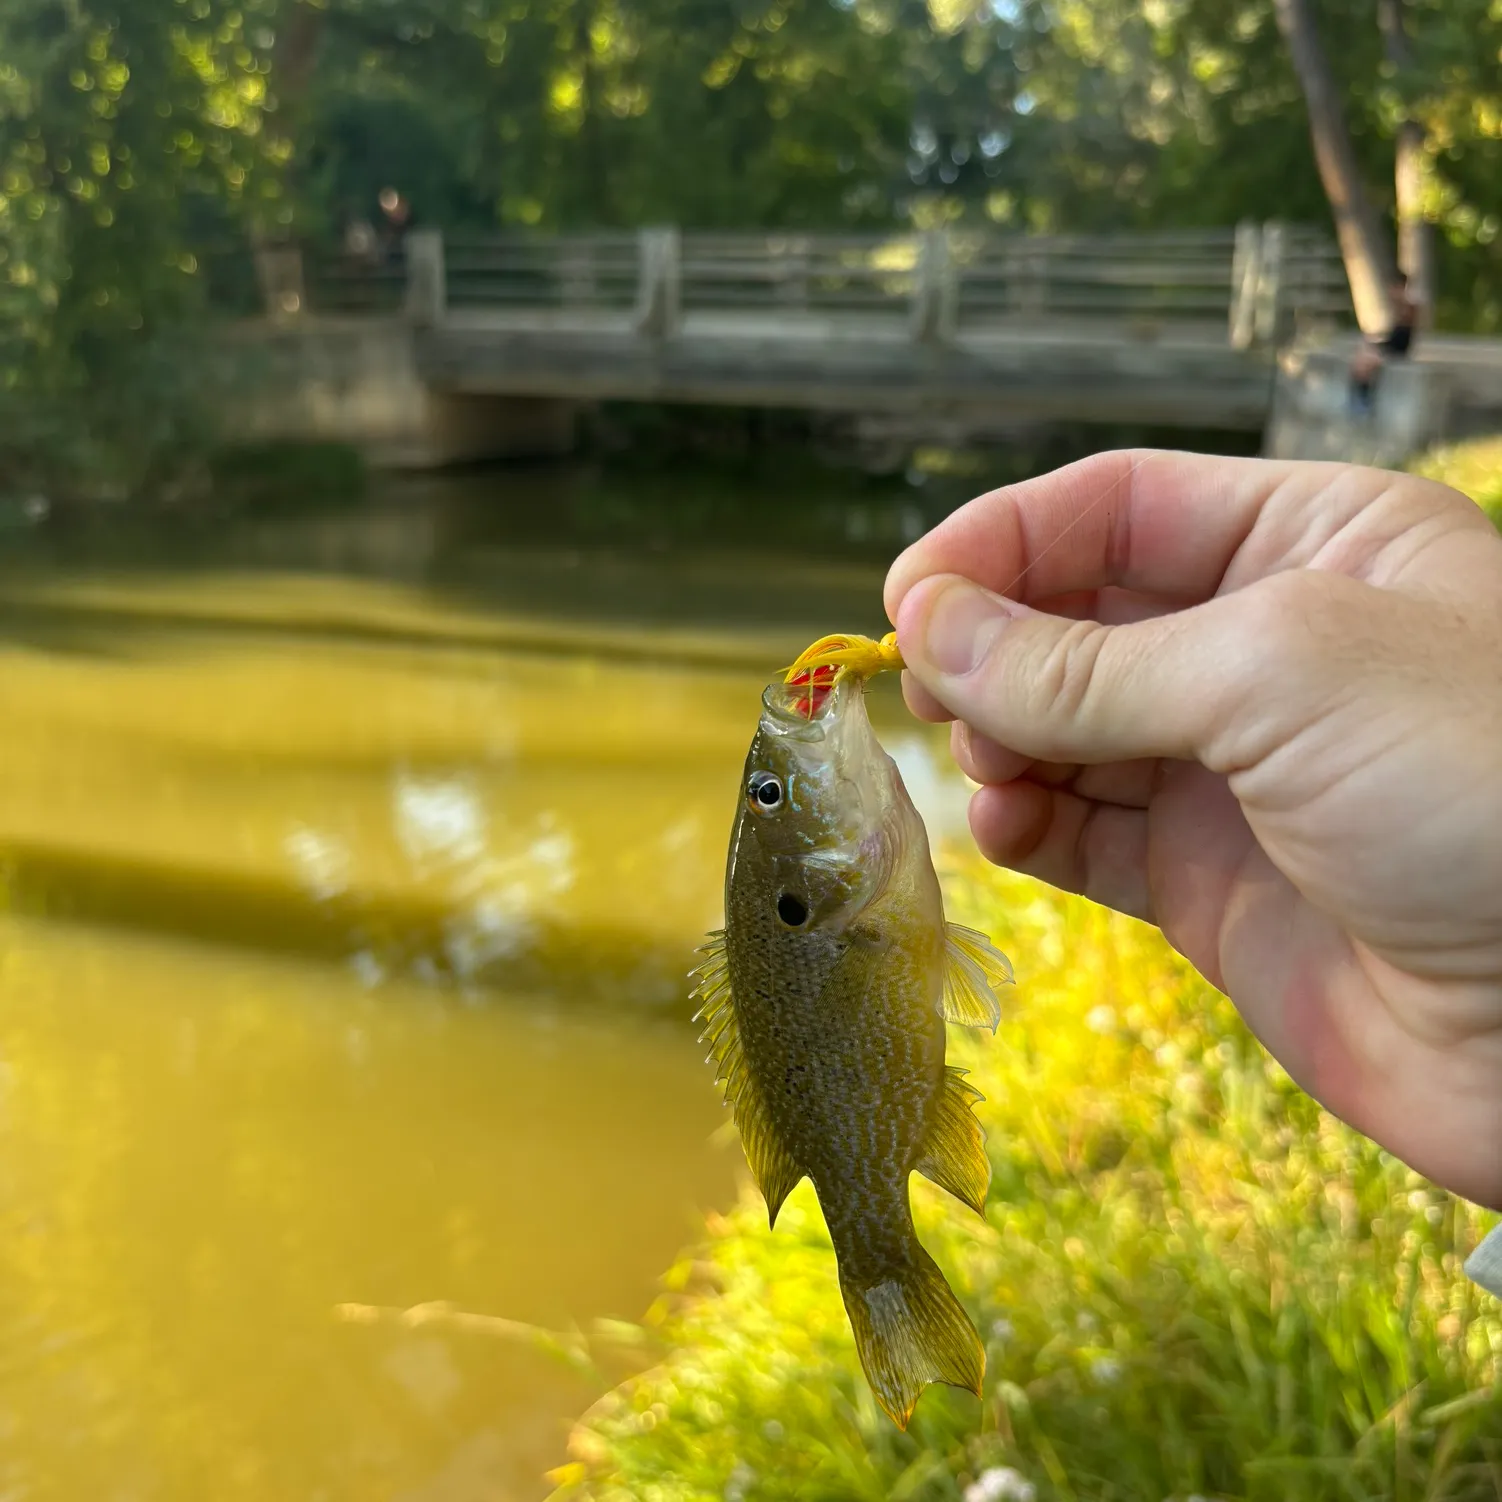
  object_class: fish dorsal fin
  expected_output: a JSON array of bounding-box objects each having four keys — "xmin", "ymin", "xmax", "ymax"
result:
[
  {"xmin": 915, "ymin": 1066, "xmax": 990, "ymax": 1218},
  {"xmin": 691, "ymin": 932, "xmax": 805, "ymax": 1227},
  {"xmin": 940, "ymin": 923, "xmax": 1013, "ymax": 1033}
]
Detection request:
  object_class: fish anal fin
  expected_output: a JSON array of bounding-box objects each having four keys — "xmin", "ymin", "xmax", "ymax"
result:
[
  {"xmin": 840, "ymin": 1249, "xmax": 984, "ymax": 1429},
  {"xmin": 916, "ymin": 1066, "xmax": 990, "ymax": 1217},
  {"xmin": 691, "ymin": 930, "xmax": 806, "ymax": 1227},
  {"xmin": 940, "ymin": 923, "xmax": 1013, "ymax": 1032}
]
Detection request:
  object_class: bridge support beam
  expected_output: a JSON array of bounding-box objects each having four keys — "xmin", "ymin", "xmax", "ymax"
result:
[
  {"xmin": 223, "ymin": 317, "xmax": 578, "ymax": 469},
  {"xmin": 404, "ymin": 229, "xmax": 447, "ymax": 326},
  {"xmin": 1265, "ymin": 339, "xmax": 1448, "ymax": 464}
]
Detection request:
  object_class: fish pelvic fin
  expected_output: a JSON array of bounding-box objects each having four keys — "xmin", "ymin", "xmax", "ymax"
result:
[
  {"xmin": 691, "ymin": 931, "xmax": 806, "ymax": 1227},
  {"xmin": 940, "ymin": 923, "xmax": 1014, "ymax": 1033},
  {"xmin": 840, "ymin": 1248, "xmax": 984, "ymax": 1429},
  {"xmin": 916, "ymin": 1066, "xmax": 991, "ymax": 1218}
]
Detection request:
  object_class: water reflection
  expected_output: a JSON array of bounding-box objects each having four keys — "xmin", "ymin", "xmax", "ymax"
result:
[
  {"xmin": 0, "ymin": 469, "xmax": 970, "ymax": 1498},
  {"xmin": 0, "ymin": 915, "xmax": 729, "ymax": 1501}
]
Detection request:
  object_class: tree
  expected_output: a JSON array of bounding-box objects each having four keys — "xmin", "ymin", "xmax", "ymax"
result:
[
  {"xmin": 0, "ymin": 0, "xmax": 282, "ymax": 493},
  {"xmin": 1273, "ymin": 0, "xmax": 1397, "ymax": 332},
  {"xmin": 1377, "ymin": 0, "xmax": 1433, "ymax": 311}
]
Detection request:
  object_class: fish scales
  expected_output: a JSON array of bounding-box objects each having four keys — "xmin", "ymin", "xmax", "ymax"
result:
[{"xmin": 694, "ymin": 632, "xmax": 1015, "ymax": 1428}]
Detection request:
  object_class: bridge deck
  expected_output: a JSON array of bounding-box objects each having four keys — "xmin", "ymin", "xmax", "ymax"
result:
[{"xmin": 420, "ymin": 310, "xmax": 1272, "ymax": 429}]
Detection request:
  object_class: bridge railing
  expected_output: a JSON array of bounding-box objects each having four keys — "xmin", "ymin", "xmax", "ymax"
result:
[
  {"xmin": 248, "ymin": 222, "xmax": 1352, "ymax": 348},
  {"xmin": 678, "ymin": 232, "xmax": 918, "ymax": 317},
  {"xmin": 952, "ymin": 230, "xmax": 1240, "ymax": 323},
  {"xmin": 444, "ymin": 231, "xmax": 643, "ymax": 314}
]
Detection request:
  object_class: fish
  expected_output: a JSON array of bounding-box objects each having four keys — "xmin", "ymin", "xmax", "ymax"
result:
[{"xmin": 691, "ymin": 631, "xmax": 1014, "ymax": 1428}]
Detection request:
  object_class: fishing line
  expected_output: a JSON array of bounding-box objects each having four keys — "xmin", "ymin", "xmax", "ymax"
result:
[{"xmin": 991, "ymin": 453, "xmax": 1153, "ymax": 603}]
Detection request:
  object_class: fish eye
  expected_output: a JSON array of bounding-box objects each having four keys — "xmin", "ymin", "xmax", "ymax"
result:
[
  {"xmin": 747, "ymin": 771, "xmax": 783, "ymax": 813},
  {"xmin": 776, "ymin": 892, "xmax": 809, "ymax": 928}
]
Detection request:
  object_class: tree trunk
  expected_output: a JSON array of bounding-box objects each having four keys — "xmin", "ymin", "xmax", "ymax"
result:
[
  {"xmin": 1378, "ymin": 0, "xmax": 1436, "ymax": 321},
  {"xmin": 1272, "ymin": 0, "xmax": 1396, "ymax": 333}
]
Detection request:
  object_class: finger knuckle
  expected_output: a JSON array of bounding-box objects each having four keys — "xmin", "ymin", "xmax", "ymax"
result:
[{"xmin": 1030, "ymin": 619, "xmax": 1113, "ymax": 727}]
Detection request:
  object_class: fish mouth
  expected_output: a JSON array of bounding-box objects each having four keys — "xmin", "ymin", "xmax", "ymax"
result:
[{"xmin": 761, "ymin": 673, "xmax": 859, "ymax": 736}]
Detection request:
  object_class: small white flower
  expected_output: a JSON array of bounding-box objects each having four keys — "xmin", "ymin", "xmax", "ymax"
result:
[
  {"xmin": 1090, "ymin": 1356, "xmax": 1123, "ymax": 1384},
  {"xmin": 965, "ymin": 1468, "xmax": 1036, "ymax": 1502},
  {"xmin": 724, "ymin": 1462, "xmax": 757, "ymax": 1502},
  {"xmin": 1085, "ymin": 1004, "xmax": 1116, "ymax": 1034}
]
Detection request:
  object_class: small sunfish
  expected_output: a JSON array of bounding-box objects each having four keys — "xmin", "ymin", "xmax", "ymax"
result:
[{"xmin": 692, "ymin": 632, "xmax": 1014, "ymax": 1427}]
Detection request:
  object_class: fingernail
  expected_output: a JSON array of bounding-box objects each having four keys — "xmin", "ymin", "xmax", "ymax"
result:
[{"xmin": 913, "ymin": 579, "xmax": 1018, "ymax": 676}]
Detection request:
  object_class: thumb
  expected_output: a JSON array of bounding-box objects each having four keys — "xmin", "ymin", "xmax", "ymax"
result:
[{"xmin": 894, "ymin": 573, "xmax": 1275, "ymax": 768}]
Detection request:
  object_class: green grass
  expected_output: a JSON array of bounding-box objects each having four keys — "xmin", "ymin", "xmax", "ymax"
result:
[
  {"xmin": 1408, "ymin": 438, "xmax": 1502, "ymax": 530},
  {"xmin": 550, "ymin": 861, "xmax": 1501, "ymax": 1502}
]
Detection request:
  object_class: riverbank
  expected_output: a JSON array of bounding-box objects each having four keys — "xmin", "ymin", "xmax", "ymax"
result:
[{"xmin": 551, "ymin": 858, "xmax": 1502, "ymax": 1501}]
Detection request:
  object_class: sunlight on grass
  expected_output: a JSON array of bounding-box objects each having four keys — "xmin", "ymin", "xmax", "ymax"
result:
[
  {"xmin": 551, "ymin": 861, "xmax": 1501, "ymax": 1501},
  {"xmin": 1408, "ymin": 437, "xmax": 1502, "ymax": 530}
]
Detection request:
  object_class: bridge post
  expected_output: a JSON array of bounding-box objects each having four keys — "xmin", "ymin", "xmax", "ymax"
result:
[
  {"xmin": 1253, "ymin": 220, "xmax": 1288, "ymax": 347},
  {"xmin": 910, "ymin": 231, "xmax": 957, "ymax": 343},
  {"xmin": 253, "ymin": 241, "xmax": 306, "ymax": 321},
  {"xmin": 404, "ymin": 229, "xmax": 446, "ymax": 326},
  {"xmin": 1229, "ymin": 219, "xmax": 1262, "ymax": 350},
  {"xmin": 634, "ymin": 226, "xmax": 681, "ymax": 338}
]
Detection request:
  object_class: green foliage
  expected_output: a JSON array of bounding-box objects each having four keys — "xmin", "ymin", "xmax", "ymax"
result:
[
  {"xmin": 8, "ymin": 0, "xmax": 1502, "ymax": 493},
  {"xmin": 296, "ymin": 0, "xmax": 940, "ymax": 232},
  {"xmin": 208, "ymin": 440, "xmax": 366, "ymax": 508},
  {"xmin": 0, "ymin": 0, "xmax": 283, "ymax": 496},
  {"xmin": 975, "ymin": 0, "xmax": 1502, "ymax": 330},
  {"xmin": 553, "ymin": 863, "xmax": 1502, "ymax": 1502},
  {"xmin": 1408, "ymin": 437, "xmax": 1502, "ymax": 529}
]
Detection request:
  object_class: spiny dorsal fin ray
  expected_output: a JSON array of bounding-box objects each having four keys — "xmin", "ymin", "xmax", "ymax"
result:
[
  {"xmin": 839, "ymin": 1247, "xmax": 985, "ymax": 1430},
  {"xmin": 690, "ymin": 929, "xmax": 805, "ymax": 1227},
  {"xmin": 916, "ymin": 1066, "xmax": 990, "ymax": 1218},
  {"xmin": 940, "ymin": 923, "xmax": 1013, "ymax": 1033}
]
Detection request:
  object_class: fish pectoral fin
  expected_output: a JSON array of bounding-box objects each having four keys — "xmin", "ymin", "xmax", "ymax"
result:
[
  {"xmin": 939, "ymin": 923, "xmax": 1014, "ymax": 1033},
  {"xmin": 691, "ymin": 930, "xmax": 806, "ymax": 1228},
  {"xmin": 840, "ymin": 1248, "xmax": 984, "ymax": 1429},
  {"xmin": 916, "ymin": 1066, "xmax": 990, "ymax": 1218}
]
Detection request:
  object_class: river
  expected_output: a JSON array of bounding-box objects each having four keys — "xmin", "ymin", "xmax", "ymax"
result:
[{"xmin": 0, "ymin": 461, "xmax": 976, "ymax": 1501}]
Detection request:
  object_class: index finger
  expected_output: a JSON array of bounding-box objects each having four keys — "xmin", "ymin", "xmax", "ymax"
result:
[{"xmin": 884, "ymin": 449, "xmax": 1333, "ymax": 622}]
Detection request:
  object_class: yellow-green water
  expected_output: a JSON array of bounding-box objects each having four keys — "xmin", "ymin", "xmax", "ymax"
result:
[{"xmin": 0, "ymin": 473, "xmax": 965, "ymax": 1499}]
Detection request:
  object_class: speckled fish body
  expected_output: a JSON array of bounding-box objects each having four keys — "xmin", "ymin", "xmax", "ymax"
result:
[{"xmin": 692, "ymin": 667, "xmax": 1013, "ymax": 1427}]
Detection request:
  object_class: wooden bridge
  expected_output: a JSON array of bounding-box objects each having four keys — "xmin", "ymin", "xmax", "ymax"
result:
[{"xmin": 243, "ymin": 223, "xmax": 1353, "ymax": 443}]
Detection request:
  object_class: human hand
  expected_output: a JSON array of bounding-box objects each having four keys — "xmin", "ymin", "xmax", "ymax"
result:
[{"xmin": 885, "ymin": 450, "xmax": 1502, "ymax": 1209}]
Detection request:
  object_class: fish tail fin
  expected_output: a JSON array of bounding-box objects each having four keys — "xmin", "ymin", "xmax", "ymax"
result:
[{"xmin": 840, "ymin": 1249, "xmax": 984, "ymax": 1429}]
